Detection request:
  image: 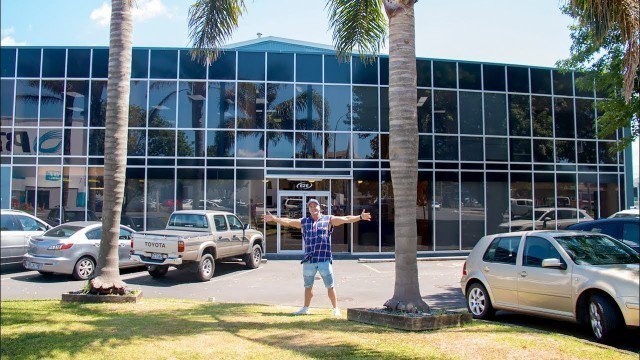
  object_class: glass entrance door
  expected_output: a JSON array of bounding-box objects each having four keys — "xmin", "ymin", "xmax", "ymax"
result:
[{"xmin": 278, "ymin": 191, "xmax": 330, "ymax": 252}]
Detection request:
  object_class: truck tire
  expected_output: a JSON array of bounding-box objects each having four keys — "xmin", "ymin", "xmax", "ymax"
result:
[
  {"xmin": 197, "ymin": 254, "xmax": 215, "ymax": 282},
  {"xmin": 245, "ymin": 244, "xmax": 263, "ymax": 269},
  {"xmin": 148, "ymin": 265, "xmax": 169, "ymax": 278}
]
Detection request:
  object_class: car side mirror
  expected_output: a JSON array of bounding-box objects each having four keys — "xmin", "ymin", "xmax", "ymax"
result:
[
  {"xmin": 541, "ymin": 258, "xmax": 566, "ymax": 270},
  {"xmin": 243, "ymin": 223, "xmax": 250, "ymax": 230}
]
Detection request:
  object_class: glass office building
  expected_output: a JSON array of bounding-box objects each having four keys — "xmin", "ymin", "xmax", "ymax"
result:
[{"xmin": 0, "ymin": 37, "xmax": 634, "ymax": 255}]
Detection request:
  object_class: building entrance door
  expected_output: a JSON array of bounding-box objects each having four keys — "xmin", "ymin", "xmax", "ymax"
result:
[{"xmin": 277, "ymin": 191, "xmax": 330, "ymax": 253}]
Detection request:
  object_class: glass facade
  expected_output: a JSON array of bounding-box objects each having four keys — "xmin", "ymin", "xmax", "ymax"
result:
[{"xmin": 0, "ymin": 44, "xmax": 632, "ymax": 255}]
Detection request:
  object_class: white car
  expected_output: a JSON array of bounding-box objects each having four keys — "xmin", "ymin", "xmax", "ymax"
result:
[
  {"xmin": 1, "ymin": 209, "xmax": 52, "ymax": 265},
  {"xmin": 499, "ymin": 207, "xmax": 593, "ymax": 232},
  {"xmin": 608, "ymin": 209, "xmax": 639, "ymax": 219}
]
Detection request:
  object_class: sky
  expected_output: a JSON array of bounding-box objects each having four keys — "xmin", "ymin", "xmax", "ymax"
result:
[{"xmin": 1, "ymin": 0, "xmax": 637, "ymax": 182}]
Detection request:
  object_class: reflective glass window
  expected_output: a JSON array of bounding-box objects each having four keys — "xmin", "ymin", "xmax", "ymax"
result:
[
  {"xmin": 237, "ymin": 82, "xmax": 265, "ymax": 129},
  {"xmin": 510, "ymin": 172, "xmax": 533, "ymax": 228},
  {"xmin": 353, "ymin": 170, "xmax": 379, "ymax": 252},
  {"xmin": 64, "ymin": 128, "xmax": 87, "ymax": 156},
  {"xmin": 531, "ymin": 95, "xmax": 552, "ymax": 137},
  {"xmin": 128, "ymin": 129, "xmax": 146, "ymax": 156},
  {"xmin": 148, "ymin": 129, "xmax": 175, "ymax": 156},
  {"xmin": 41, "ymin": 49, "xmax": 66, "ymax": 78},
  {"xmin": 434, "ymin": 135, "xmax": 458, "ymax": 161},
  {"xmin": 556, "ymin": 140, "xmax": 575, "ymax": 163},
  {"xmin": 236, "ymin": 130, "xmax": 265, "ymax": 158},
  {"xmin": 10, "ymin": 128, "xmax": 37, "ymax": 155},
  {"xmin": 67, "ymin": 49, "xmax": 90, "ymax": 78},
  {"xmin": 433, "ymin": 90, "xmax": 457, "ymax": 134},
  {"xmin": 17, "ymin": 49, "xmax": 41, "ymax": 78},
  {"xmin": 433, "ymin": 61, "xmax": 456, "ymax": 88},
  {"xmin": 417, "ymin": 89, "xmax": 431, "ymax": 133},
  {"xmin": 177, "ymin": 81, "xmax": 206, "ymax": 128},
  {"xmin": 325, "ymin": 133, "xmax": 351, "ymax": 159},
  {"xmin": 1, "ymin": 80, "xmax": 15, "ymax": 128},
  {"xmin": 176, "ymin": 168, "xmax": 205, "ymax": 212},
  {"xmin": 295, "ymin": 84, "xmax": 322, "ymax": 131},
  {"xmin": 577, "ymin": 140, "xmax": 596, "ymax": 163},
  {"xmin": 485, "ymin": 137, "xmax": 507, "ymax": 162},
  {"xmin": 1, "ymin": 48, "xmax": 16, "ymax": 77},
  {"xmin": 533, "ymin": 172, "xmax": 555, "ymax": 217},
  {"xmin": 352, "ymin": 56, "xmax": 377, "ymax": 85},
  {"xmin": 380, "ymin": 87, "xmax": 389, "ymax": 132},
  {"xmin": 530, "ymin": 68, "xmax": 551, "ymax": 94},
  {"xmin": 266, "ymin": 131, "xmax": 293, "ymax": 158},
  {"xmin": 598, "ymin": 141, "xmax": 617, "ymax": 164},
  {"xmin": 459, "ymin": 91, "xmax": 482, "ymax": 134},
  {"xmin": 484, "ymin": 93, "xmax": 507, "ymax": 135},
  {"xmin": 179, "ymin": 50, "xmax": 206, "ymax": 79},
  {"xmin": 147, "ymin": 168, "xmax": 175, "ymax": 218},
  {"xmin": 352, "ymin": 86, "xmax": 378, "ymax": 132},
  {"xmin": 416, "ymin": 59, "xmax": 431, "ymax": 87},
  {"xmin": 486, "ymin": 172, "xmax": 509, "ymax": 235},
  {"xmin": 150, "ymin": 50, "xmax": 178, "ymax": 79},
  {"xmin": 380, "ymin": 57, "xmax": 389, "ymax": 86},
  {"xmin": 148, "ymin": 81, "xmax": 177, "ymax": 128},
  {"xmin": 380, "ymin": 133, "xmax": 389, "ymax": 159},
  {"xmin": 324, "ymin": 55, "xmax": 350, "ymax": 84},
  {"xmin": 39, "ymin": 80, "xmax": 64, "ymax": 126},
  {"xmin": 435, "ymin": 171, "xmax": 459, "ymax": 250},
  {"xmin": 578, "ymin": 173, "xmax": 597, "ymax": 218},
  {"xmin": 380, "ymin": 171, "xmax": 395, "ymax": 252},
  {"xmin": 128, "ymin": 80, "xmax": 148, "ymax": 127},
  {"xmin": 575, "ymin": 98, "xmax": 595, "ymax": 139},
  {"xmin": 207, "ymin": 82, "xmax": 235, "ymax": 129},
  {"xmin": 325, "ymin": 85, "xmax": 351, "ymax": 131},
  {"xmin": 353, "ymin": 133, "xmax": 378, "ymax": 159},
  {"xmin": 88, "ymin": 128, "xmax": 105, "ymax": 155},
  {"xmin": 10, "ymin": 166, "xmax": 36, "ymax": 214},
  {"xmin": 267, "ymin": 53, "xmax": 293, "ymax": 82},
  {"xmin": 533, "ymin": 139, "xmax": 554, "ymax": 163},
  {"xmin": 510, "ymin": 138, "xmax": 531, "ymax": 162},
  {"xmin": 460, "ymin": 136, "xmax": 483, "ymax": 161},
  {"xmin": 508, "ymin": 94, "xmax": 530, "ymax": 136},
  {"xmin": 553, "ymin": 70, "xmax": 573, "ymax": 96},
  {"xmin": 483, "ymin": 64, "xmax": 505, "ymax": 91},
  {"xmin": 65, "ymin": 80, "xmax": 89, "ymax": 127},
  {"xmin": 507, "ymin": 66, "xmax": 529, "ymax": 93},
  {"xmin": 91, "ymin": 49, "xmax": 109, "ymax": 79},
  {"xmin": 574, "ymin": 72, "xmax": 594, "ymax": 97},
  {"xmin": 36, "ymin": 165, "xmax": 62, "ymax": 212},
  {"xmin": 14, "ymin": 80, "xmax": 40, "ymax": 126},
  {"xmin": 296, "ymin": 54, "xmax": 322, "ymax": 83},
  {"xmin": 461, "ymin": 172, "xmax": 485, "ymax": 249},
  {"xmin": 177, "ymin": 129, "xmax": 205, "ymax": 157},
  {"xmin": 554, "ymin": 97, "xmax": 575, "ymax": 138},
  {"xmin": 295, "ymin": 132, "xmax": 322, "ymax": 159},
  {"xmin": 458, "ymin": 63, "xmax": 481, "ymax": 90},
  {"xmin": 266, "ymin": 83, "xmax": 294, "ymax": 130},
  {"xmin": 131, "ymin": 49, "xmax": 149, "ymax": 79},
  {"xmin": 90, "ymin": 81, "xmax": 108, "ymax": 127},
  {"xmin": 598, "ymin": 174, "xmax": 619, "ymax": 217},
  {"xmin": 418, "ymin": 135, "xmax": 433, "ymax": 160},
  {"xmin": 206, "ymin": 130, "xmax": 235, "ymax": 157},
  {"xmin": 238, "ymin": 52, "xmax": 265, "ymax": 81},
  {"xmin": 208, "ymin": 52, "xmax": 236, "ymax": 80}
]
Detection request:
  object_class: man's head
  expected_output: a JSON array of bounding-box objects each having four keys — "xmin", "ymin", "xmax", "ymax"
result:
[{"xmin": 307, "ymin": 198, "xmax": 321, "ymax": 219}]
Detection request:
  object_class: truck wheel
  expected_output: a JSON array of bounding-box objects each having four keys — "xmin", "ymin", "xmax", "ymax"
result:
[
  {"xmin": 148, "ymin": 265, "xmax": 169, "ymax": 278},
  {"xmin": 73, "ymin": 256, "xmax": 96, "ymax": 280},
  {"xmin": 197, "ymin": 254, "xmax": 215, "ymax": 282},
  {"xmin": 245, "ymin": 244, "xmax": 262, "ymax": 269}
]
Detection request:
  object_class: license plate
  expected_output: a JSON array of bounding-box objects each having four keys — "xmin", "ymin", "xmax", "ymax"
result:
[
  {"xmin": 26, "ymin": 262, "xmax": 42, "ymax": 270},
  {"xmin": 151, "ymin": 253, "xmax": 164, "ymax": 260}
]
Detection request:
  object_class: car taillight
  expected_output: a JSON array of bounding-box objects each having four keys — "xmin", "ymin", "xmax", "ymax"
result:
[
  {"xmin": 178, "ymin": 240, "xmax": 185, "ymax": 252},
  {"xmin": 462, "ymin": 261, "xmax": 467, "ymax": 276},
  {"xmin": 48, "ymin": 243, "xmax": 73, "ymax": 250}
]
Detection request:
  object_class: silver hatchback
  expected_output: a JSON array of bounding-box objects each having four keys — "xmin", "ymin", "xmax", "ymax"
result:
[
  {"xmin": 460, "ymin": 230, "xmax": 639, "ymax": 343},
  {"xmin": 1, "ymin": 209, "xmax": 52, "ymax": 265},
  {"xmin": 23, "ymin": 221, "xmax": 138, "ymax": 280}
]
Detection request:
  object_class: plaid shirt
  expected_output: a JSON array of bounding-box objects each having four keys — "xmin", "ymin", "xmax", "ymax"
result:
[{"xmin": 300, "ymin": 215, "xmax": 333, "ymax": 263}]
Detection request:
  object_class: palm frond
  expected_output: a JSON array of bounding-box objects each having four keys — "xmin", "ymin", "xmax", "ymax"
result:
[{"xmin": 188, "ymin": 0, "xmax": 246, "ymax": 65}]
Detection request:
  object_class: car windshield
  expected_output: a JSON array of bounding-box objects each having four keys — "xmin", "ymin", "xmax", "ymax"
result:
[
  {"xmin": 555, "ymin": 234, "xmax": 640, "ymax": 265},
  {"xmin": 43, "ymin": 225, "xmax": 85, "ymax": 238}
]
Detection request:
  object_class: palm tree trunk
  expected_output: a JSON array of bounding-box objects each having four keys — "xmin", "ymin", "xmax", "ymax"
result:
[
  {"xmin": 383, "ymin": 0, "xmax": 429, "ymax": 312},
  {"xmin": 90, "ymin": 0, "xmax": 133, "ymax": 295}
]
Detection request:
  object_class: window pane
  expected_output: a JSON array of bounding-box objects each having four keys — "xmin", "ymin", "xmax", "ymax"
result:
[
  {"xmin": 461, "ymin": 172, "xmax": 485, "ymax": 249},
  {"xmin": 434, "ymin": 135, "xmax": 458, "ymax": 161},
  {"xmin": 483, "ymin": 64, "xmax": 505, "ymax": 91},
  {"xmin": 147, "ymin": 167, "xmax": 174, "ymax": 218},
  {"xmin": 417, "ymin": 89, "xmax": 431, "ymax": 133},
  {"xmin": 380, "ymin": 87, "xmax": 389, "ymax": 132},
  {"xmin": 508, "ymin": 94, "xmax": 530, "ymax": 136},
  {"xmin": 460, "ymin": 136, "xmax": 483, "ymax": 161},
  {"xmin": 531, "ymin": 95, "xmax": 552, "ymax": 137},
  {"xmin": 148, "ymin": 129, "xmax": 175, "ymax": 157},
  {"xmin": 296, "ymin": 54, "xmax": 322, "ymax": 83},
  {"xmin": 236, "ymin": 131, "xmax": 264, "ymax": 158},
  {"xmin": 64, "ymin": 128, "xmax": 87, "ymax": 156},
  {"xmin": 238, "ymin": 52, "xmax": 265, "ymax": 81},
  {"xmin": 88, "ymin": 129, "xmax": 104, "ymax": 155},
  {"xmin": 485, "ymin": 137, "xmax": 508, "ymax": 162},
  {"xmin": 553, "ymin": 70, "xmax": 573, "ymax": 96},
  {"xmin": 510, "ymin": 172, "xmax": 532, "ymax": 228},
  {"xmin": 15, "ymin": 80, "xmax": 40, "ymax": 126},
  {"xmin": 554, "ymin": 97, "xmax": 575, "ymax": 138},
  {"xmin": 67, "ymin": 49, "xmax": 90, "ymax": 78},
  {"xmin": 267, "ymin": 53, "xmax": 293, "ymax": 82},
  {"xmin": 90, "ymin": 81, "xmax": 107, "ymax": 127},
  {"xmin": 575, "ymin": 98, "xmax": 595, "ymax": 139},
  {"xmin": 353, "ymin": 170, "xmax": 379, "ymax": 252},
  {"xmin": 42, "ymin": 49, "xmax": 66, "ymax": 78},
  {"xmin": 127, "ymin": 129, "xmax": 146, "ymax": 156},
  {"xmin": 91, "ymin": 49, "xmax": 109, "ymax": 79},
  {"xmin": 206, "ymin": 130, "xmax": 235, "ymax": 157},
  {"xmin": 1, "ymin": 48, "xmax": 16, "ymax": 77},
  {"xmin": 578, "ymin": 173, "xmax": 597, "ymax": 218},
  {"xmin": 177, "ymin": 130, "xmax": 205, "ymax": 157},
  {"xmin": 435, "ymin": 171, "xmax": 459, "ymax": 250},
  {"xmin": 128, "ymin": 80, "xmax": 148, "ymax": 127},
  {"xmin": 458, "ymin": 63, "xmax": 481, "ymax": 90},
  {"xmin": 352, "ymin": 86, "xmax": 378, "ymax": 131},
  {"xmin": 484, "ymin": 93, "xmax": 507, "ymax": 135},
  {"xmin": 380, "ymin": 57, "xmax": 389, "ymax": 86},
  {"xmin": 40, "ymin": 80, "xmax": 64, "ymax": 126},
  {"xmin": 556, "ymin": 140, "xmax": 575, "ymax": 163},
  {"xmin": 324, "ymin": 55, "xmax": 350, "ymax": 84},
  {"xmin": 533, "ymin": 139, "xmax": 554, "ymax": 163},
  {"xmin": 574, "ymin": 72, "xmax": 594, "ymax": 97},
  {"xmin": 266, "ymin": 83, "xmax": 294, "ymax": 130},
  {"xmin": 433, "ymin": 61, "xmax": 456, "ymax": 88},
  {"xmin": 207, "ymin": 82, "xmax": 235, "ymax": 129},
  {"xmin": 419, "ymin": 135, "xmax": 433, "ymax": 160},
  {"xmin": 179, "ymin": 50, "xmax": 206, "ymax": 79},
  {"xmin": 295, "ymin": 132, "xmax": 322, "ymax": 159},
  {"xmin": 131, "ymin": 49, "xmax": 149, "ymax": 79},
  {"xmin": 433, "ymin": 90, "xmax": 457, "ymax": 134},
  {"xmin": 150, "ymin": 50, "xmax": 178, "ymax": 79},
  {"xmin": 416, "ymin": 59, "xmax": 431, "ymax": 87},
  {"xmin": 325, "ymin": 85, "xmax": 351, "ymax": 131},
  {"xmin": 209, "ymin": 52, "xmax": 236, "ymax": 80},
  {"xmin": 37, "ymin": 165, "xmax": 62, "ymax": 213},
  {"xmin": 352, "ymin": 56, "xmax": 378, "ymax": 85},
  {"xmin": 459, "ymin": 91, "xmax": 482, "ymax": 134},
  {"xmin": 530, "ymin": 68, "xmax": 551, "ymax": 94},
  {"xmin": 0, "ymin": 80, "xmax": 14, "ymax": 128},
  {"xmin": 353, "ymin": 133, "xmax": 378, "ymax": 159},
  {"xmin": 148, "ymin": 81, "xmax": 177, "ymax": 128},
  {"xmin": 325, "ymin": 133, "xmax": 350, "ymax": 159},
  {"xmin": 65, "ymin": 80, "xmax": 89, "ymax": 127},
  {"xmin": 295, "ymin": 84, "xmax": 322, "ymax": 131},
  {"xmin": 266, "ymin": 131, "xmax": 293, "ymax": 158},
  {"xmin": 237, "ymin": 82, "xmax": 265, "ymax": 129},
  {"xmin": 577, "ymin": 141, "xmax": 596, "ymax": 164},
  {"xmin": 177, "ymin": 82, "xmax": 206, "ymax": 128},
  {"xmin": 17, "ymin": 49, "xmax": 41, "ymax": 77},
  {"xmin": 510, "ymin": 138, "xmax": 531, "ymax": 162},
  {"xmin": 507, "ymin": 66, "xmax": 529, "ymax": 93},
  {"xmin": 486, "ymin": 172, "xmax": 509, "ymax": 235}
]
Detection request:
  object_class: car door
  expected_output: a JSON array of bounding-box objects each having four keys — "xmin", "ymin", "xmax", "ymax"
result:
[
  {"xmin": 226, "ymin": 214, "xmax": 246, "ymax": 255},
  {"xmin": 213, "ymin": 214, "xmax": 232, "ymax": 257},
  {"xmin": 517, "ymin": 235, "xmax": 573, "ymax": 317},
  {"xmin": 117, "ymin": 226, "xmax": 135, "ymax": 266},
  {"xmin": 1, "ymin": 214, "xmax": 24, "ymax": 263},
  {"xmin": 15, "ymin": 214, "xmax": 50, "ymax": 257},
  {"xmin": 480, "ymin": 236, "xmax": 521, "ymax": 309}
]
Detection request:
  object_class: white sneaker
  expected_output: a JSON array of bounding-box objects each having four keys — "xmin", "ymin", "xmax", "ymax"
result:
[
  {"xmin": 331, "ymin": 308, "xmax": 342, "ymax": 318},
  {"xmin": 293, "ymin": 306, "xmax": 310, "ymax": 315}
]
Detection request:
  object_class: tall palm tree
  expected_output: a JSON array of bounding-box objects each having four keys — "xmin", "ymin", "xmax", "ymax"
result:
[
  {"xmin": 188, "ymin": 0, "xmax": 427, "ymax": 312},
  {"xmin": 89, "ymin": 0, "xmax": 133, "ymax": 294},
  {"xmin": 566, "ymin": 0, "xmax": 639, "ymax": 101}
]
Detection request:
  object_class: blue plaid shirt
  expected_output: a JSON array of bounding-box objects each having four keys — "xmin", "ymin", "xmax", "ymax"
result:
[{"xmin": 300, "ymin": 215, "xmax": 333, "ymax": 263}]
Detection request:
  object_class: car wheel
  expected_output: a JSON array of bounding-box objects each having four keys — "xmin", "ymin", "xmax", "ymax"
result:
[
  {"xmin": 37, "ymin": 270, "xmax": 54, "ymax": 276},
  {"xmin": 588, "ymin": 294, "xmax": 620, "ymax": 342},
  {"xmin": 466, "ymin": 282, "xmax": 494, "ymax": 319},
  {"xmin": 244, "ymin": 244, "xmax": 262, "ymax": 269},
  {"xmin": 73, "ymin": 256, "xmax": 96, "ymax": 280},
  {"xmin": 197, "ymin": 254, "xmax": 215, "ymax": 282},
  {"xmin": 148, "ymin": 265, "xmax": 169, "ymax": 278}
]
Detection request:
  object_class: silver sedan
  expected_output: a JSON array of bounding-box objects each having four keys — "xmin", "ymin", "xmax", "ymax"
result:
[{"xmin": 23, "ymin": 221, "xmax": 139, "ymax": 280}]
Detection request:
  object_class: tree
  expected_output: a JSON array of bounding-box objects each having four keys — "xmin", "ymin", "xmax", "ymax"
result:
[
  {"xmin": 89, "ymin": 0, "xmax": 133, "ymax": 295},
  {"xmin": 558, "ymin": 1, "xmax": 639, "ymax": 150},
  {"xmin": 188, "ymin": 0, "xmax": 428, "ymax": 312}
]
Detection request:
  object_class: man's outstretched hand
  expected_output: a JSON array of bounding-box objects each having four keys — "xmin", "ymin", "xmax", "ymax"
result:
[
  {"xmin": 263, "ymin": 211, "xmax": 275, "ymax": 223},
  {"xmin": 360, "ymin": 209, "xmax": 372, "ymax": 221}
]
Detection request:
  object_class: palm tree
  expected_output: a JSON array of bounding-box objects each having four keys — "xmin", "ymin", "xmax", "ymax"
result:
[
  {"xmin": 565, "ymin": 0, "xmax": 639, "ymax": 101},
  {"xmin": 188, "ymin": 0, "xmax": 427, "ymax": 312},
  {"xmin": 89, "ymin": 0, "xmax": 133, "ymax": 295}
]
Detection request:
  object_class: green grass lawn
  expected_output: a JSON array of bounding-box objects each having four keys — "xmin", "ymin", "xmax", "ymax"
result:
[{"xmin": 0, "ymin": 299, "xmax": 634, "ymax": 360}]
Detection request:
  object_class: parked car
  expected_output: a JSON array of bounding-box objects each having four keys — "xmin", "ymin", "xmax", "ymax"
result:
[
  {"xmin": 45, "ymin": 207, "xmax": 100, "ymax": 226},
  {"xmin": 23, "ymin": 221, "xmax": 138, "ymax": 280},
  {"xmin": 568, "ymin": 218, "xmax": 639, "ymax": 252},
  {"xmin": 1, "ymin": 209, "xmax": 52, "ymax": 265},
  {"xmin": 460, "ymin": 230, "xmax": 639, "ymax": 343},
  {"xmin": 498, "ymin": 207, "xmax": 592, "ymax": 232},
  {"xmin": 608, "ymin": 209, "xmax": 639, "ymax": 219}
]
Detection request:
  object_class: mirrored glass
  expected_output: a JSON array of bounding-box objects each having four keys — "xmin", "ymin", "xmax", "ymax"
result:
[
  {"xmin": 236, "ymin": 130, "xmax": 264, "ymax": 158},
  {"xmin": 353, "ymin": 170, "xmax": 379, "ymax": 252},
  {"xmin": 177, "ymin": 129, "xmax": 205, "ymax": 157},
  {"xmin": 415, "ymin": 59, "xmax": 432, "ymax": 87},
  {"xmin": 533, "ymin": 139, "xmax": 554, "ymax": 163},
  {"xmin": 485, "ymin": 137, "xmax": 507, "ymax": 162},
  {"xmin": 578, "ymin": 173, "xmax": 597, "ymax": 218},
  {"xmin": 176, "ymin": 168, "xmax": 205, "ymax": 212},
  {"xmin": 1, "ymin": 48, "xmax": 16, "ymax": 77},
  {"xmin": 296, "ymin": 54, "xmax": 322, "ymax": 83},
  {"xmin": 148, "ymin": 129, "xmax": 175, "ymax": 156},
  {"xmin": 353, "ymin": 133, "xmax": 378, "ymax": 159},
  {"xmin": 90, "ymin": 80, "xmax": 108, "ymax": 127},
  {"xmin": 1, "ymin": 80, "xmax": 15, "ymax": 128},
  {"xmin": 147, "ymin": 168, "xmax": 174, "ymax": 218},
  {"xmin": 416, "ymin": 172, "xmax": 433, "ymax": 250},
  {"xmin": 177, "ymin": 81, "xmax": 206, "ymax": 128},
  {"xmin": 380, "ymin": 87, "xmax": 389, "ymax": 132},
  {"xmin": 39, "ymin": 80, "xmax": 64, "ymax": 126},
  {"xmin": 435, "ymin": 171, "xmax": 459, "ymax": 250},
  {"xmin": 17, "ymin": 49, "xmax": 40, "ymax": 78},
  {"xmin": 486, "ymin": 172, "xmax": 508, "ymax": 235},
  {"xmin": 42, "ymin": 49, "xmax": 66, "ymax": 78},
  {"xmin": 461, "ymin": 172, "xmax": 485, "ymax": 249},
  {"xmin": 63, "ymin": 128, "xmax": 87, "ymax": 156},
  {"xmin": 179, "ymin": 50, "xmax": 206, "ymax": 79},
  {"xmin": 148, "ymin": 81, "xmax": 177, "ymax": 128},
  {"xmin": 67, "ymin": 49, "xmax": 90, "ymax": 78},
  {"xmin": 575, "ymin": 98, "xmax": 595, "ymax": 138},
  {"xmin": 36, "ymin": 165, "xmax": 62, "ymax": 213},
  {"xmin": 14, "ymin": 80, "xmax": 39, "ymax": 126},
  {"xmin": 325, "ymin": 85, "xmax": 351, "ymax": 131},
  {"xmin": 237, "ymin": 82, "xmax": 265, "ymax": 129},
  {"xmin": 324, "ymin": 55, "xmax": 350, "ymax": 84},
  {"xmin": 295, "ymin": 84, "xmax": 322, "ymax": 131},
  {"xmin": 10, "ymin": 166, "xmax": 36, "ymax": 214},
  {"xmin": 577, "ymin": 140, "xmax": 596, "ymax": 163},
  {"xmin": 131, "ymin": 49, "xmax": 149, "ymax": 79},
  {"xmin": 206, "ymin": 130, "xmax": 235, "ymax": 157},
  {"xmin": 458, "ymin": 63, "xmax": 481, "ymax": 90},
  {"xmin": 238, "ymin": 52, "xmax": 265, "ymax": 81},
  {"xmin": 325, "ymin": 133, "xmax": 350, "ymax": 159},
  {"xmin": 460, "ymin": 136, "xmax": 483, "ymax": 161},
  {"xmin": 554, "ymin": 97, "xmax": 575, "ymax": 138},
  {"xmin": 507, "ymin": 66, "xmax": 529, "ymax": 93},
  {"xmin": 533, "ymin": 172, "xmax": 555, "ymax": 217},
  {"xmin": 295, "ymin": 132, "xmax": 322, "ymax": 158},
  {"xmin": 266, "ymin": 131, "xmax": 293, "ymax": 158},
  {"xmin": 433, "ymin": 90, "xmax": 457, "ymax": 134},
  {"xmin": 556, "ymin": 173, "xmax": 577, "ymax": 214},
  {"xmin": 127, "ymin": 129, "xmax": 146, "ymax": 156},
  {"xmin": 433, "ymin": 61, "xmax": 456, "ymax": 88},
  {"xmin": 64, "ymin": 80, "xmax": 89, "ymax": 127},
  {"xmin": 380, "ymin": 57, "xmax": 389, "ymax": 86},
  {"xmin": 91, "ymin": 49, "xmax": 109, "ymax": 78},
  {"xmin": 531, "ymin": 95, "xmax": 552, "ymax": 137},
  {"xmin": 530, "ymin": 68, "xmax": 551, "ymax": 94},
  {"xmin": 128, "ymin": 80, "xmax": 147, "ymax": 127},
  {"xmin": 208, "ymin": 52, "xmax": 235, "ymax": 80},
  {"xmin": 267, "ymin": 53, "xmax": 293, "ymax": 82},
  {"xmin": 11, "ymin": 128, "xmax": 38, "ymax": 155},
  {"xmin": 556, "ymin": 140, "xmax": 575, "ymax": 163},
  {"xmin": 434, "ymin": 135, "xmax": 458, "ymax": 161},
  {"xmin": 508, "ymin": 94, "xmax": 530, "ymax": 136},
  {"xmin": 459, "ymin": 91, "xmax": 482, "ymax": 134},
  {"xmin": 207, "ymin": 82, "xmax": 235, "ymax": 129},
  {"xmin": 484, "ymin": 92, "xmax": 506, "ymax": 135},
  {"xmin": 510, "ymin": 172, "xmax": 532, "ymax": 227},
  {"xmin": 417, "ymin": 89, "xmax": 431, "ymax": 133},
  {"xmin": 509, "ymin": 138, "xmax": 531, "ymax": 162},
  {"xmin": 418, "ymin": 134, "xmax": 432, "ymax": 160},
  {"xmin": 266, "ymin": 83, "xmax": 294, "ymax": 130},
  {"xmin": 598, "ymin": 141, "xmax": 617, "ymax": 164},
  {"xmin": 598, "ymin": 174, "xmax": 619, "ymax": 217},
  {"xmin": 352, "ymin": 56, "xmax": 377, "ymax": 85},
  {"xmin": 553, "ymin": 70, "xmax": 573, "ymax": 96},
  {"xmin": 574, "ymin": 72, "xmax": 594, "ymax": 97},
  {"xmin": 150, "ymin": 50, "xmax": 178, "ymax": 79},
  {"xmin": 88, "ymin": 128, "xmax": 104, "ymax": 155},
  {"xmin": 483, "ymin": 64, "xmax": 505, "ymax": 91},
  {"xmin": 352, "ymin": 86, "xmax": 378, "ymax": 131}
]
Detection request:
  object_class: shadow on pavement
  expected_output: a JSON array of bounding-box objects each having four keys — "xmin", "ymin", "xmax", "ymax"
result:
[
  {"xmin": 422, "ymin": 286, "xmax": 466, "ymax": 310},
  {"xmin": 123, "ymin": 261, "xmax": 254, "ymax": 287}
]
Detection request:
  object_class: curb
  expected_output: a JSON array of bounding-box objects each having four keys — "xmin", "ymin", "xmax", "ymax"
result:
[{"xmin": 358, "ymin": 256, "xmax": 467, "ymax": 263}]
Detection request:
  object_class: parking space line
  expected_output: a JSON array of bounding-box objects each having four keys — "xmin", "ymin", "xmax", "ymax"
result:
[{"xmin": 362, "ymin": 264, "xmax": 382, "ymax": 273}]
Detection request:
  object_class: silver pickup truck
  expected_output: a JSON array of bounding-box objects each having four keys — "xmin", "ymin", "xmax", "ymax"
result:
[{"xmin": 130, "ymin": 210, "xmax": 264, "ymax": 281}]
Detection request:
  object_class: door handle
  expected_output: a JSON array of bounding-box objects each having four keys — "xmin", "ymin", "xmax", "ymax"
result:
[
  {"xmin": 519, "ymin": 271, "xmax": 528, "ymax": 277},
  {"xmin": 483, "ymin": 266, "xmax": 490, "ymax": 273}
]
